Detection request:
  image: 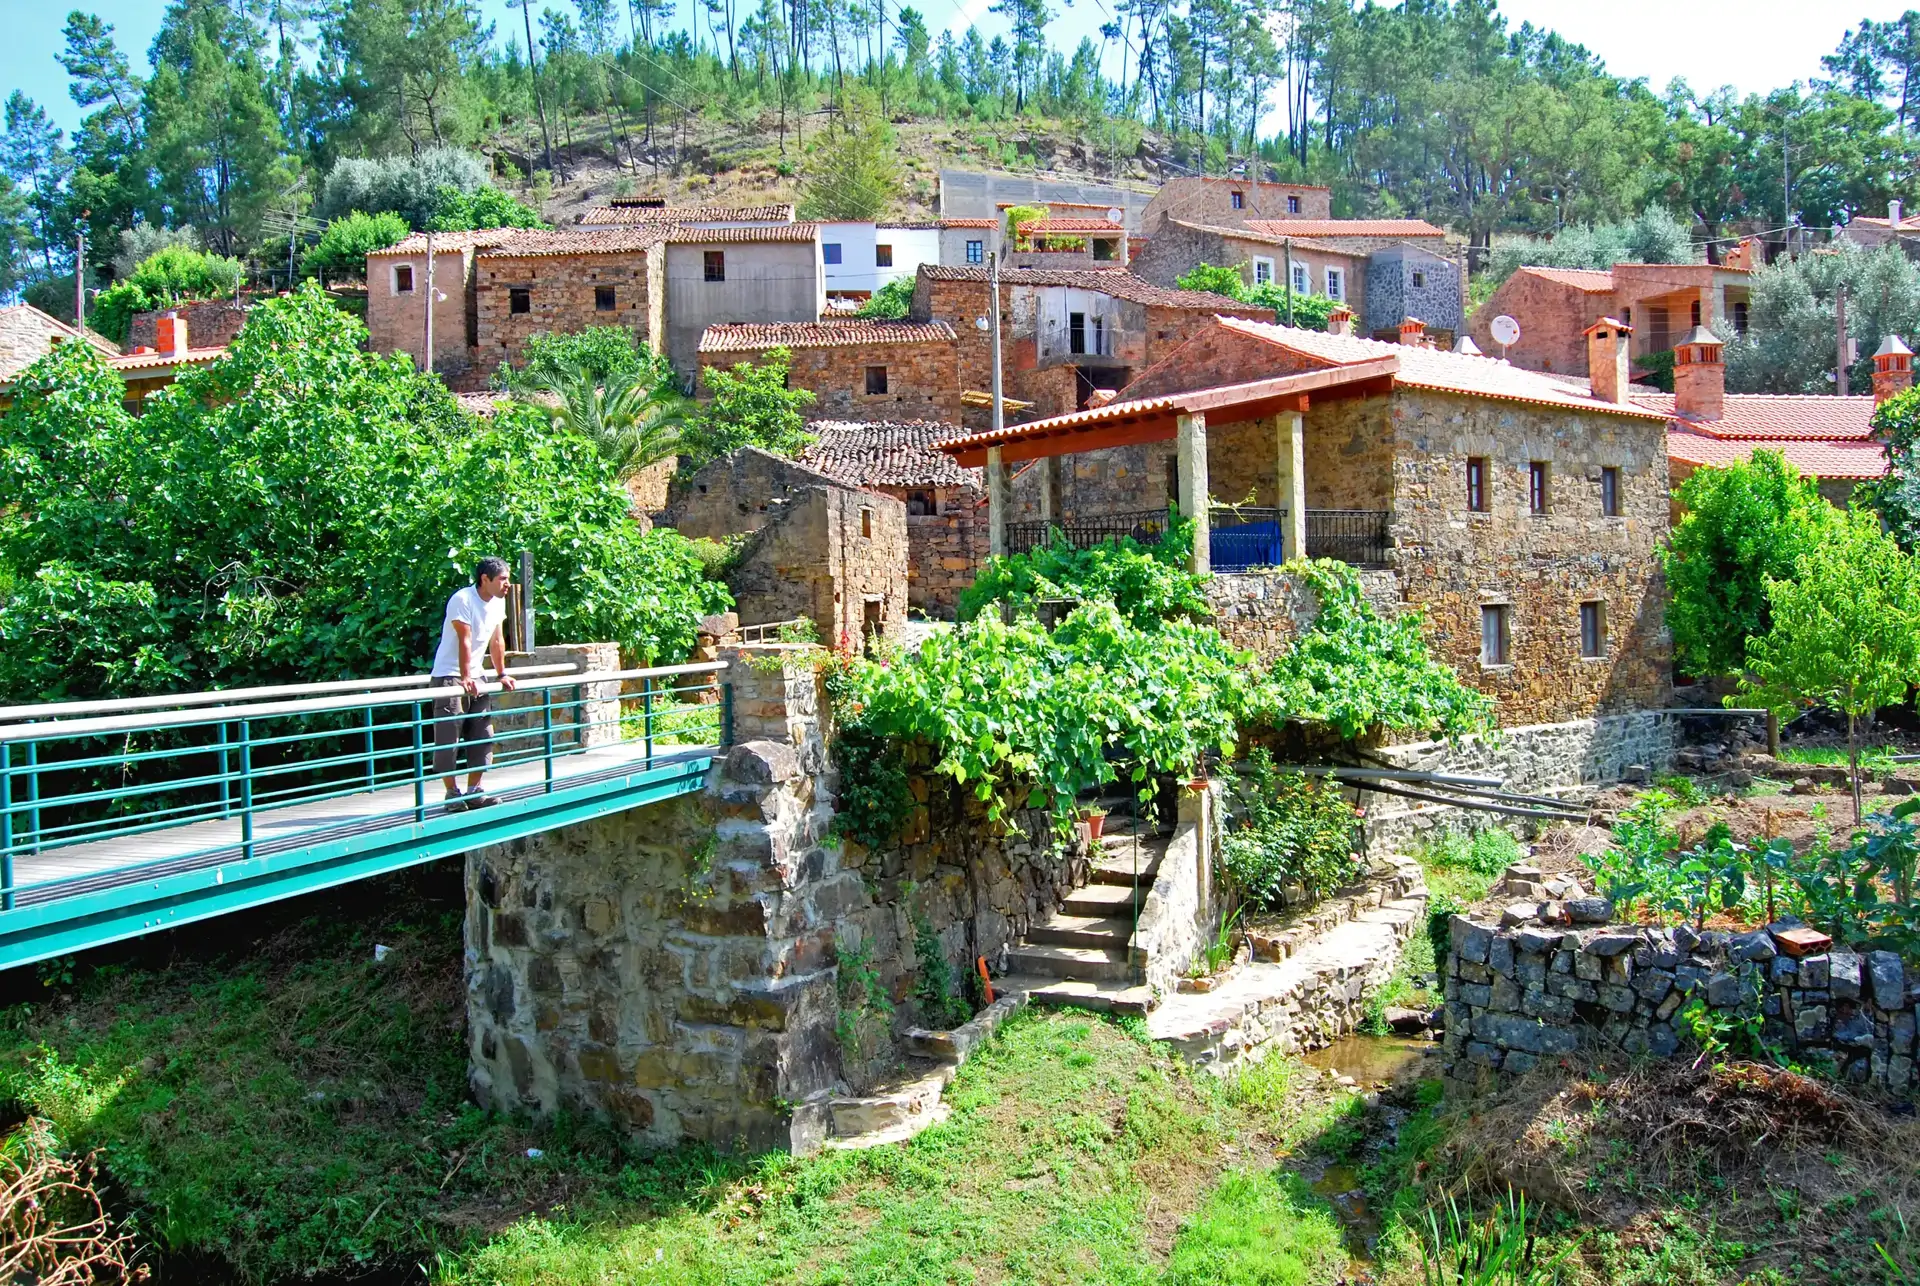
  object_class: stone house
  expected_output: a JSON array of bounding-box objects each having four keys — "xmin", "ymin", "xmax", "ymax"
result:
[
  {"xmin": 662, "ymin": 224, "xmax": 825, "ymax": 377},
  {"xmin": 126, "ymin": 299, "xmax": 247, "ymax": 353},
  {"xmin": 936, "ymin": 218, "xmax": 1000, "ymax": 269},
  {"xmin": 697, "ymin": 320, "xmax": 962, "ymax": 423},
  {"xmin": 0, "ymin": 303, "xmax": 121, "ymax": 407},
  {"xmin": 1130, "ymin": 219, "xmax": 1367, "ymax": 310},
  {"xmin": 910, "ymin": 264, "xmax": 1274, "ymax": 421},
  {"xmin": 941, "ymin": 312, "xmax": 1676, "ymax": 731},
  {"xmin": 366, "ymin": 228, "xmax": 525, "ymax": 379},
  {"xmin": 664, "ymin": 448, "xmax": 908, "ymax": 648},
  {"xmin": 1365, "ymin": 243, "xmax": 1464, "ymax": 342},
  {"xmin": 1468, "ymin": 256, "xmax": 1755, "ymax": 376},
  {"xmin": 798, "ymin": 419, "xmax": 986, "ymax": 618},
  {"xmin": 111, "ymin": 313, "xmax": 231, "ymax": 411},
  {"xmin": 1138, "ymin": 177, "xmax": 1333, "ymax": 229},
  {"xmin": 474, "ymin": 228, "xmax": 670, "ymax": 378}
]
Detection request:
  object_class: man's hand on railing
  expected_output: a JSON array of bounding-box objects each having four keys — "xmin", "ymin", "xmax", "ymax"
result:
[{"xmin": 500, "ymin": 674, "xmax": 518, "ymax": 692}]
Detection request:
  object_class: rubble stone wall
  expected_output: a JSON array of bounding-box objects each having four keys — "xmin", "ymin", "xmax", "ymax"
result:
[
  {"xmin": 699, "ymin": 340, "xmax": 962, "ymax": 423},
  {"xmin": 1444, "ymin": 917, "xmax": 1920, "ymax": 1098},
  {"xmin": 127, "ymin": 299, "xmax": 248, "ymax": 353},
  {"xmin": 1204, "ymin": 566, "xmax": 1401, "ymax": 663}
]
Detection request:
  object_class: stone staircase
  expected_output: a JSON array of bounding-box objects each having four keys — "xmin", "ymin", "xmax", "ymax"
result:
[{"xmin": 1007, "ymin": 805, "xmax": 1168, "ymax": 1016}]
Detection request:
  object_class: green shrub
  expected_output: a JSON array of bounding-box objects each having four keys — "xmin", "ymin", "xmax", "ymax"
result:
[
  {"xmin": 1176, "ymin": 262, "xmax": 1247, "ymax": 298},
  {"xmin": 684, "ymin": 347, "xmax": 816, "ymax": 465},
  {"xmin": 301, "ymin": 210, "xmax": 410, "ymax": 279},
  {"xmin": 1245, "ymin": 287, "xmax": 1341, "ymax": 331},
  {"xmin": 89, "ymin": 245, "xmax": 247, "ymax": 345},
  {"xmin": 1219, "ymin": 750, "xmax": 1361, "ymax": 910},
  {"xmin": 855, "ymin": 277, "xmax": 915, "ymax": 319},
  {"xmin": 1424, "ymin": 828, "xmax": 1523, "ymax": 877},
  {"xmin": 492, "ymin": 326, "xmax": 671, "ymax": 392},
  {"xmin": 427, "ymin": 184, "xmax": 546, "ymax": 231},
  {"xmin": 957, "ymin": 517, "xmax": 1209, "ymax": 625}
]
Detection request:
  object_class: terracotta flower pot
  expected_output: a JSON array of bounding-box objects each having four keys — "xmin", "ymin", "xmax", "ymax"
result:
[{"xmin": 1084, "ymin": 811, "xmax": 1106, "ymax": 840}]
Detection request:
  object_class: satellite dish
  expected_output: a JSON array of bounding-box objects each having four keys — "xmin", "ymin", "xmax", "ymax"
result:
[
  {"xmin": 1490, "ymin": 314, "xmax": 1521, "ymax": 347},
  {"xmin": 1106, "ymin": 207, "xmax": 1125, "ymax": 225}
]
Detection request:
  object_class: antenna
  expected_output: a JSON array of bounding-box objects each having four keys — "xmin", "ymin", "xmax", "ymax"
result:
[{"xmin": 1490, "ymin": 314, "xmax": 1521, "ymax": 362}]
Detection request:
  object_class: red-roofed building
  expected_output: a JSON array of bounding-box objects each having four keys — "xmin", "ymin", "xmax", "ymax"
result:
[
  {"xmin": 939, "ymin": 311, "xmax": 1675, "ymax": 727},
  {"xmin": 697, "ymin": 320, "xmax": 961, "ymax": 422}
]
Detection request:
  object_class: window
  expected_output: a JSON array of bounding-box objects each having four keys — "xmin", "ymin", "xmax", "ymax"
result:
[
  {"xmin": 1481, "ymin": 605, "xmax": 1511, "ymax": 666},
  {"xmin": 1601, "ymin": 467, "xmax": 1620, "ymax": 517},
  {"xmin": 1734, "ymin": 300, "xmax": 1749, "ymax": 335},
  {"xmin": 1091, "ymin": 315, "xmax": 1105, "ymax": 355},
  {"xmin": 1290, "ymin": 262, "xmax": 1309, "ymax": 294},
  {"xmin": 1411, "ymin": 270, "xmax": 1426, "ymax": 288},
  {"xmin": 1286, "ymin": 194, "xmax": 1301, "ymax": 213},
  {"xmin": 1324, "ymin": 267, "xmax": 1344, "ymax": 301},
  {"xmin": 1690, "ymin": 299, "xmax": 1702, "ymax": 327},
  {"xmin": 509, "ymin": 287, "xmax": 530, "ymax": 315},
  {"xmin": 1466, "ymin": 457, "xmax": 1488, "ymax": 512},
  {"xmin": 1069, "ymin": 311, "xmax": 1087, "ymax": 354},
  {"xmin": 393, "ymin": 264, "xmax": 414, "ymax": 294},
  {"xmin": 1621, "ymin": 306, "xmax": 1631, "ymax": 326},
  {"xmin": 860, "ymin": 507, "xmax": 874, "ymax": 538},
  {"xmin": 1253, "ymin": 257, "xmax": 1275, "ymax": 285},
  {"xmin": 966, "ymin": 239, "xmax": 984, "ymax": 264},
  {"xmin": 704, "ymin": 251, "xmax": 726, "ymax": 282},
  {"xmin": 865, "ymin": 365, "xmax": 889, "ymax": 394},
  {"xmin": 823, "ymin": 242, "xmax": 843, "ymax": 265},
  {"xmin": 1529, "ymin": 461, "xmax": 1549, "ymax": 514},
  {"xmin": 875, "ymin": 244, "xmax": 893, "ymax": 267},
  {"xmin": 1580, "ymin": 602, "xmax": 1607, "ymax": 659},
  {"xmin": 595, "ymin": 285, "xmax": 616, "ymax": 311},
  {"xmin": 1230, "ymin": 190, "xmax": 1245, "ymax": 209},
  {"xmin": 906, "ymin": 489, "xmax": 936, "ymax": 516}
]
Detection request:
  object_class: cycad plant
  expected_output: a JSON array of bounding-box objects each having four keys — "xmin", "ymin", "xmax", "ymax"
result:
[{"xmin": 516, "ymin": 361, "xmax": 687, "ymax": 482}]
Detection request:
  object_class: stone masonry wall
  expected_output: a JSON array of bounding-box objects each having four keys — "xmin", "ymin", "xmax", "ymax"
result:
[
  {"xmin": 127, "ymin": 299, "xmax": 248, "ymax": 353},
  {"xmin": 1444, "ymin": 917, "xmax": 1920, "ymax": 1098},
  {"xmin": 1204, "ymin": 567, "xmax": 1402, "ymax": 663},
  {"xmin": 476, "ymin": 250, "xmax": 658, "ymax": 376},
  {"xmin": 699, "ymin": 340, "xmax": 962, "ymax": 424},
  {"xmin": 896, "ymin": 495, "xmax": 984, "ymax": 618}
]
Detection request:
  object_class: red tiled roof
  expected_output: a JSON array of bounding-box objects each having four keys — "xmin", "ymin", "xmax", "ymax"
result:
[
  {"xmin": 665, "ymin": 223, "xmax": 819, "ymax": 244},
  {"xmin": 1213, "ymin": 316, "xmax": 1667, "ymax": 419},
  {"xmin": 938, "ymin": 217, "xmax": 1000, "ymax": 228},
  {"xmin": 1160, "ymin": 176, "xmax": 1330, "ymax": 192},
  {"xmin": 1243, "ymin": 218, "xmax": 1447, "ymax": 238},
  {"xmin": 917, "ymin": 264, "xmax": 1257, "ymax": 312},
  {"xmin": 474, "ymin": 227, "xmax": 668, "ymax": 258},
  {"xmin": 1021, "ymin": 218, "xmax": 1127, "ymax": 233},
  {"xmin": 800, "ymin": 419, "xmax": 981, "ymax": 489},
  {"xmin": 1518, "ymin": 265, "xmax": 1615, "ymax": 291},
  {"xmin": 112, "ymin": 346, "xmax": 228, "ymax": 372},
  {"xmin": 368, "ymin": 228, "xmax": 525, "ymax": 257},
  {"xmin": 1629, "ymin": 393, "xmax": 1878, "ymax": 441},
  {"xmin": 699, "ymin": 320, "xmax": 956, "ymax": 353},
  {"xmin": 1668, "ymin": 431, "xmax": 1887, "ymax": 479},
  {"xmin": 1166, "ymin": 219, "xmax": 1369, "ymax": 257},
  {"xmin": 580, "ymin": 203, "xmax": 795, "ymax": 225}
]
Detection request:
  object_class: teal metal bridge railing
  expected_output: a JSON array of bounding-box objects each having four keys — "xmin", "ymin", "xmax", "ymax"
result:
[{"xmin": 0, "ymin": 661, "xmax": 733, "ymax": 970}]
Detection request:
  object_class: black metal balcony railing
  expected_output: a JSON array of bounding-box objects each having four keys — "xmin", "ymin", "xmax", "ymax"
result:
[
  {"xmin": 1006, "ymin": 508, "xmax": 1169, "ymax": 554},
  {"xmin": 1305, "ymin": 509, "xmax": 1391, "ymax": 566}
]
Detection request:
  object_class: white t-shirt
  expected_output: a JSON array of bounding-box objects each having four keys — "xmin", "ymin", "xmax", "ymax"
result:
[{"xmin": 431, "ymin": 585, "xmax": 507, "ymax": 678}]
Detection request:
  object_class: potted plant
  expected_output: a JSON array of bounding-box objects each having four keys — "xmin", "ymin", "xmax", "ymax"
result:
[{"xmin": 1082, "ymin": 804, "xmax": 1108, "ymax": 840}]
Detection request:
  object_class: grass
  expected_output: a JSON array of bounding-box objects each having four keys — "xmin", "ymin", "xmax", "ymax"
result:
[
  {"xmin": 0, "ymin": 880, "xmax": 1352, "ymax": 1285},
  {"xmin": 1777, "ymin": 745, "xmax": 1901, "ymax": 774}
]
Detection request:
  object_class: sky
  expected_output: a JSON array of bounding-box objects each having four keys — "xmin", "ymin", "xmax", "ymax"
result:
[{"xmin": 2, "ymin": 0, "xmax": 1916, "ymax": 137}]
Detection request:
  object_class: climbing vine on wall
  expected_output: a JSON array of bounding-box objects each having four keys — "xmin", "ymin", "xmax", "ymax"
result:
[{"xmin": 956, "ymin": 518, "xmax": 1208, "ymax": 625}]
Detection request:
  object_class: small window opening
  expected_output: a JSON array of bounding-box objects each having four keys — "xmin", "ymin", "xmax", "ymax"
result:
[
  {"xmin": 1466, "ymin": 457, "xmax": 1488, "ymax": 512},
  {"xmin": 865, "ymin": 365, "xmax": 889, "ymax": 395},
  {"xmin": 704, "ymin": 251, "xmax": 725, "ymax": 282},
  {"xmin": 1580, "ymin": 602, "xmax": 1607, "ymax": 659},
  {"xmin": 509, "ymin": 287, "xmax": 530, "ymax": 315},
  {"xmin": 393, "ymin": 264, "xmax": 414, "ymax": 293},
  {"xmin": 595, "ymin": 285, "xmax": 616, "ymax": 311},
  {"xmin": 1601, "ymin": 467, "xmax": 1621, "ymax": 517},
  {"xmin": 1482, "ymin": 604, "xmax": 1511, "ymax": 666},
  {"xmin": 1529, "ymin": 461, "xmax": 1549, "ymax": 515}
]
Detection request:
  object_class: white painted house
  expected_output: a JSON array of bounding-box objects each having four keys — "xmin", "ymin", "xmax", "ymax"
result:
[{"xmin": 819, "ymin": 222, "xmax": 942, "ymax": 305}]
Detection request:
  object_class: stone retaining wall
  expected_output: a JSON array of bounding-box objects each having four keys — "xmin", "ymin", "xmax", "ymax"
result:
[
  {"xmin": 1131, "ymin": 784, "xmax": 1219, "ymax": 995},
  {"xmin": 1204, "ymin": 567, "xmax": 1401, "ymax": 663},
  {"xmin": 1443, "ymin": 917, "xmax": 1920, "ymax": 1097}
]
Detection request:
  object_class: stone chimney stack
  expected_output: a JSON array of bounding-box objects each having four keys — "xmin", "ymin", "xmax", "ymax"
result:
[
  {"xmin": 1672, "ymin": 325, "xmax": 1725, "ymax": 422},
  {"xmin": 1397, "ymin": 316, "xmax": 1428, "ymax": 348},
  {"xmin": 1326, "ymin": 305, "xmax": 1353, "ymax": 337},
  {"xmin": 1584, "ymin": 317, "xmax": 1633, "ymax": 404},
  {"xmin": 156, "ymin": 311, "xmax": 188, "ymax": 357},
  {"xmin": 1874, "ymin": 334, "xmax": 1914, "ymax": 403},
  {"xmin": 1893, "ymin": 198, "xmax": 1906, "ymax": 231}
]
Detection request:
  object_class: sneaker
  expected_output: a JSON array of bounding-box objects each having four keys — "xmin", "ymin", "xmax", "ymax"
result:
[
  {"xmin": 464, "ymin": 787, "xmax": 501, "ymax": 809},
  {"xmin": 443, "ymin": 791, "xmax": 470, "ymax": 813}
]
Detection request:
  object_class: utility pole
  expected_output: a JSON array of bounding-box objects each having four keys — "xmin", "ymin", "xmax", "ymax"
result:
[
  {"xmin": 1783, "ymin": 139, "xmax": 1792, "ymax": 254},
  {"xmin": 1282, "ymin": 237, "xmax": 1295, "ymax": 325},
  {"xmin": 1837, "ymin": 283, "xmax": 1849, "ymax": 397},
  {"xmin": 516, "ymin": 0, "xmax": 556, "ymax": 176},
  {"xmin": 422, "ymin": 229, "xmax": 435, "ymax": 375},
  {"xmin": 73, "ymin": 221, "xmax": 86, "ymax": 327},
  {"xmin": 987, "ymin": 249, "xmax": 1007, "ymax": 559}
]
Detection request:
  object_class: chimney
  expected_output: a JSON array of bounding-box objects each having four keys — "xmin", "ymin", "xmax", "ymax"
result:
[
  {"xmin": 1453, "ymin": 335, "xmax": 1484, "ymax": 356},
  {"xmin": 1584, "ymin": 316, "xmax": 1633, "ymax": 404},
  {"xmin": 1326, "ymin": 304, "xmax": 1353, "ymax": 337},
  {"xmin": 1397, "ymin": 316, "xmax": 1428, "ymax": 348},
  {"xmin": 1672, "ymin": 325, "xmax": 1725, "ymax": 422},
  {"xmin": 1893, "ymin": 198, "xmax": 1905, "ymax": 231},
  {"xmin": 156, "ymin": 311, "xmax": 188, "ymax": 357},
  {"xmin": 1874, "ymin": 334, "xmax": 1914, "ymax": 403}
]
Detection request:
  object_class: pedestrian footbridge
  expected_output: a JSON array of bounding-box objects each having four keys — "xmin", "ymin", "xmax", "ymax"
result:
[{"xmin": 0, "ymin": 661, "xmax": 732, "ymax": 971}]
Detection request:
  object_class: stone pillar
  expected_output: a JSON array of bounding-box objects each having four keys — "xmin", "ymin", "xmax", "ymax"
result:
[
  {"xmin": 716, "ymin": 643, "xmax": 826, "ymax": 774},
  {"xmin": 1037, "ymin": 455, "xmax": 1060, "ymax": 525},
  {"xmin": 1177, "ymin": 412, "xmax": 1209, "ymax": 575},
  {"xmin": 986, "ymin": 446, "xmax": 1007, "ymax": 558},
  {"xmin": 1275, "ymin": 411, "xmax": 1306, "ymax": 564},
  {"xmin": 491, "ymin": 641, "xmax": 622, "ymax": 750}
]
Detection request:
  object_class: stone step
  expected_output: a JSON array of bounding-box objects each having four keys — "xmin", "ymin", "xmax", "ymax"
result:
[
  {"xmin": 825, "ymin": 1066, "xmax": 953, "ymax": 1144},
  {"xmin": 1027, "ymin": 978, "xmax": 1158, "ymax": 1016},
  {"xmin": 1088, "ymin": 855, "xmax": 1163, "ymax": 887},
  {"xmin": 1005, "ymin": 942, "xmax": 1133, "ymax": 982},
  {"xmin": 1025, "ymin": 913, "xmax": 1136, "ymax": 950},
  {"xmin": 1062, "ymin": 881, "xmax": 1148, "ymax": 918}
]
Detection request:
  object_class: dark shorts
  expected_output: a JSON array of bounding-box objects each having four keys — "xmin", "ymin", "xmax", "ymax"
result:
[{"xmin": 430, "ymin": 676, "xmax": 494, "ymax": 775}]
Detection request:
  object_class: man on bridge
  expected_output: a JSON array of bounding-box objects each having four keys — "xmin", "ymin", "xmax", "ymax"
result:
[{"xmin": 431, "ymin": 557, "xmax": 519, "ymax": 811}]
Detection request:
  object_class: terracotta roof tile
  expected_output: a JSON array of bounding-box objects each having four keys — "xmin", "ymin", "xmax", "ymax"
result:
[
  {"xmin": 1214, "ymin": 316, "xmax": 1667, "ymax": 419},
  {"xmin": 1630, "ymin": 393, "xmax": 1879, "ymax": 440},
  {"xmin": 368, "ymin": 228, "xmax": 525, "ymax": 257},
  {"xmin": 699, "ymin": 320, "xmax": 956, "ymax": 353},
  {"xmin": 1668, "ymin": 431, "xmax": 1887, "ymax": 479},
  {"xmin": 664, "ymin": 223, "xmax": 819, "ymax": 244},
  {"xmin": 1021, "ymin": 217, "xmax": 1127, "ymax": 233},
  {"xmin": 800, "ymin": 420, "xmax": 982, "ymax": 489},
  {"xmin": 1243, "ymin": 218, "xmax": 1447, "ymax": 238},
  {"xmin": 1165, "ymin": 219, "xmax": 1369, "ymax": 257},
  {"xmin": 938, "ymin": 217, "xmax": 1000, "ymax": 228},
  {"xmin": 111, "ymin": 346, "xmax": 228, "ymax": 372},
  {"xmin": 1517, "ymin": 265, "xmax": 1616, "ymax": 291},
  {"xmin": 475, "ymin": 227, "xmax": 669, "ymax": 257},
  {"xmin": 579, "ymin": 202, "xmax": 795, "ymax": 225},
  {"xmin": 0, "ymin": 304, "xmax": 121, "ymax": 382},
  {"xmin": 918, "ymin": 264, "xmax": 1258, "ymax": 311}
]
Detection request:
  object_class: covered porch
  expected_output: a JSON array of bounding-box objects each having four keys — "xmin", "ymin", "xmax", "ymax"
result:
[{"xmin": 938, "ymin": 357, "xmax": 1400, "ymax": 574}]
